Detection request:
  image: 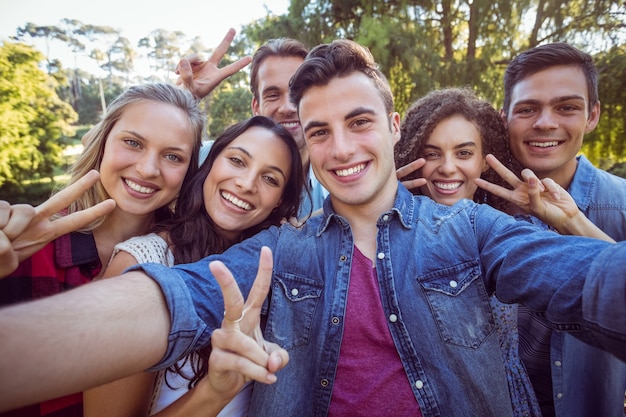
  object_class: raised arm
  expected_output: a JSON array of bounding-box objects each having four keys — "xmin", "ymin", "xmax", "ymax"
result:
[
  {"xmin": 0, "ymin": 270, "xmax": 170, "ymax": 412},
  {"xmin": 175, "ymin": 28, "xmax": 252, "ymax": 100},
  {"xmin": 148, "ymin": 247, "xmax": 288, "ymax": 417},
  {"xmin": 475, "ymin": 154, "xmax": 615, "ymax": 242},
  {"xmin": 0, "ymin": 170, "xmax": 115, "ymax": 278}
]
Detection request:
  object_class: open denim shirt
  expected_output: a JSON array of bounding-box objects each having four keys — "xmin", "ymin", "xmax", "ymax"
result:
[{"xmin": 135, "ymin": 183, "xmax": 626, "ymax": 417}]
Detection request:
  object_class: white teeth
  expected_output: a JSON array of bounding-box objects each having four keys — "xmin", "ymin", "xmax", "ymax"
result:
[
  {"xmin": 434, "ymin": 181, "xmax": 462, "ymax": 190},
  {"xmin": 335, "ymin": 163, "xmax": 366, "ymax": 177},
  {"xmin": 221, "ymin": 191, "xmax": 252, "ymax": 210},
  {"xmin": 529, "ymin": 141, "xmax": 559, "ymax": 148},
  {"xmin": 125, "ymin": 179, "xmax": 156, "ymax": 194},
  {"xmin": 281, "ymin": 122, "xmax": 299, "ymax": 129}
]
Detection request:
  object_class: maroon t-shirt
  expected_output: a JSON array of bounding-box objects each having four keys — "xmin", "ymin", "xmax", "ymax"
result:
[{"xmin": 329, "ymin": 246, "xmax": 422, "ymax": 416}]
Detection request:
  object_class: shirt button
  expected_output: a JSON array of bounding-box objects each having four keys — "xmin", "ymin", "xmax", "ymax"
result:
[
  {"xmin": 415, "ymin": 380, "xmax": 424, "ymax": 389},
  {"xmin": 340, "ymin": 255, "xmax": 347, "ymax": 262},
  {"xmin": 556, "ymin": 393, "xmax": 563, "ymax": 399},
  {"xmin": 291, "ymin": 288, "xmax": 299, "ymax": 296},
  {"xmin": 377, "ymin": 252, "xmax": 385, "ymax": 260},
  {"xmin": 554, "ymin": 360, "xmax": 562, "ymax": 367},
  {"xmin": 332, "ymin": 317, "xmax": 340, "ymax": 325},
  {"xmin": 449, "ymin": 280, "xmax": 458, "ymax": 288},
  {"xmin": 389, "ymin": 314, "xmax": 398, "ymax": 323},
  {"xmin": 320, "ymin": 379, "xmax": 329, "ymax": 387},
  {"xmin": 382, "ymin": 214, "xmax": 389, "ymax": 221}
]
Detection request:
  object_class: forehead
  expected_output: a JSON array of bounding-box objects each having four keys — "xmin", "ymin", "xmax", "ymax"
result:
[
  {"xmin": 225, "ymin": 126, "xmax": 290, "ymax": 161},
  {"xmin": 511, "ymin": 65, "xmax": 589, "ymax": 104},
  {"xmin": 299, "ymin": 72, "xmax": 385, "ymax": 125},
  {"xmin": 257, "ymin": 56, "xmax": 303, "ymax": 91}
]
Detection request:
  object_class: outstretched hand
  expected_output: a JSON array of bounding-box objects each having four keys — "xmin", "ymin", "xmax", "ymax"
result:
[
  {"xmin": 207, "ymin": 246, "xmax": 289, "ymax": 401},
  {"xmin": 0, "ymin": 170, "xmax": 115, "ymax": 278},
  {"xmin": 396, "ymin": 158, "xmax": 427, "ymax": 191},
  {"xmin": 474, "ymin": 154, "xmax": 613, "ymax": 241},
  {"xmin": 175, "ymin": 28, "xmax": 252, "ymax": 100}
]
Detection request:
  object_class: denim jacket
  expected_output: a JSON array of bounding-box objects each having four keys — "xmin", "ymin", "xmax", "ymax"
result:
[
  {"xmin": 550, "ymin": 155, "xmax": 626, "ymax": 417},
  {"xmin": 138, "ymin": 184, "xmax": 626, "ymax": 417}
]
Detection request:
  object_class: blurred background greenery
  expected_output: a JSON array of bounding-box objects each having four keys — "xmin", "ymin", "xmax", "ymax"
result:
[{"xmin": 1, "ymin": 0, "xmax": 625, "ymax": 205}]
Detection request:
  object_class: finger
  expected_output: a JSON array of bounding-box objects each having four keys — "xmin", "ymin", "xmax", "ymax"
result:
[
  {"xmin": 174, "ymin": 53, "xmax": 203, "ymax": 74},
  {"xmin": 243, "ymin": 246, "xmax": 273, "ymax": 315},
  {"xmin": 396, "ymin": 158, "xmax": 425, "ymax": 180},
  {"xmin": 2, "ymin": 205, "xmax": 36, "ymax": 240},
  {"xmin": 520, "ymin": 168, "xmax": 546, "ymax": 193},
  {"xmin": 526, "ymin": 176, "xmax": 545, "ymax": 213},
  {"xmin": 211, "ymin": 327, "xmax": 270, "ymax": 369},
  {"xmin": 474, "ymin": 178, "xmax": 513, "ymax": 201},
  {"xmin": 401, "ymin": 178, "xmax": 426, "ymax": 191},
  {"xmin": 41, "ymin": 199, "xmax": 116, "ymax": 242},
  {"xmin": 266, "ymin": 343, "xmax": 289, "ymax": 373},
  {"xmin": 218, "ymin": 56, "xmax": 252, "ymax": 78},
  {"xmin": 176, "ymin": 58, "xmax": 194, "ymax": 89},
  {"xmin": 209, "ymin": 343, "xmax": 277, "ymax": 384},
  {"xmin": 540, "ymin": 177, "xmax": 560, "ymax": 200},
  {"xmin": 210, "ymin": 259, "xmax": 245, "ymax": 327},
  {"xmin": 0, "ymin": 201, "xmax": 10, "ymax": 228},
  {"xmin": 0, "ymin": 232, "xmax": 19, "ymax": 278},
  {"xmin": 207, "ymin": 28, "xmax": 236, "ymax": 64},
  {"xmin": 35, "ymin": 170, "xmax": 102, "ymax": 218},
  {"xmin": 485, "ymin": 154, "xmax": 522, "ymax": 188}
]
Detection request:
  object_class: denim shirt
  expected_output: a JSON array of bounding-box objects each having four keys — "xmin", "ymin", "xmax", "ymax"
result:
[
  {"xmin": 137, "ymin": 184, "xmax": 626, "ymax": 417},
  {"xmin": 551, "ymin": 155, "xmax": 626, "ymax": 417}
]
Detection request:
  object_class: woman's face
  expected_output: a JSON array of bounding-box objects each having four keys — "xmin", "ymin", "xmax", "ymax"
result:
[
  {"xmin": 419, "ymin": 115, "xmax": 487, "ymax": 206},
  {"xmin": 99, "ymin": 100, "xmax": 195, "ymax": 218},
  {"xmin": 203, "ymin": 126, "xmax": 292, "ymax": 242}
]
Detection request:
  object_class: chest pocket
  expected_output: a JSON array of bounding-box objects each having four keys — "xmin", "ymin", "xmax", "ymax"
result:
[
  {"xmin": 264, "ymin": 272, "xmax": 323, "ymax": 350},
  {"xmin": 419, "ymin": 260, "xmax": 493, "ymax": 348}
]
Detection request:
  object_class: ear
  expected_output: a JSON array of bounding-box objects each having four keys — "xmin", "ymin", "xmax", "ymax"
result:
[
  {"xmin": 499, "ymin": 108, "xmax": 508, "ymax": 130},
  {"xmin": 251, "ymin": 97, "xmax": 260, "ymax": 116},
  {"xmin": 390, "ymin": 112, "xmax": 401, "ymax": 146},
  {"xmin": 585, "ymin": 101, "xmax": 601, "ymax": 133}
]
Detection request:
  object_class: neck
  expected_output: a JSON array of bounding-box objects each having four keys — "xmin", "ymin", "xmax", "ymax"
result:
[{"xmin": 93, "ymin": 209, "xmax": 154, "ymax": 272}]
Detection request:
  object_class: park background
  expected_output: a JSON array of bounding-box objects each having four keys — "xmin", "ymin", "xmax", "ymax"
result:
[{"xmin": 1, "ymin": 0, "xmax": 625, "ymax": 204}]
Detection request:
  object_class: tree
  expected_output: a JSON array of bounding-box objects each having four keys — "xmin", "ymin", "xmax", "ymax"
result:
[{"xmin": 0, "ymin": 42, "xmax": 77, "ymax": 188}]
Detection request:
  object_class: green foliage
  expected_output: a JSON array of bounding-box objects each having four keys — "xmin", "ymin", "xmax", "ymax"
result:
[{"xmin": 0, "ymin": 41, "xmax": 77, "ymax": 187}]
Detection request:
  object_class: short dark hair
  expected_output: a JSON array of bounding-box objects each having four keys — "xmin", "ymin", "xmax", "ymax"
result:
[
  {"xmin": 289, "ymin": 39, "xmax": 394, "ymax": 115},
  {"xmin": 503, "ymin": 42, "xmax": 598, "ymax": 115},
  {"xmin": 395, "ymin": 87, "xmax": 512, "ymax": 211},
  {"xmin": 249, "ymin": 38, "xmax": 308, "ymax": 100}
]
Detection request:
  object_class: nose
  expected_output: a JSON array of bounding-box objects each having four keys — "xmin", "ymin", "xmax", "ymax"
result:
[
  {"xmin": 136, "ymin": 152, "xmax": 160, "ymax": 178},
  {"xmin": 330, "ymin": 129, "xmax": 355, "ymax": 162},
  {"xmin": 234, "ymin": 170, "xmax": 257, "ymax": 193},
  {"xmin": 437, "ymin": 156, "xmax": 457, "ymax": 176},
  {"xmin": 532, "ymin": 109, "xmax": 559, "ymax": 130},
  {"xmin": 277, "ymin": 96, "xmax": 297, "ymax": 115}
]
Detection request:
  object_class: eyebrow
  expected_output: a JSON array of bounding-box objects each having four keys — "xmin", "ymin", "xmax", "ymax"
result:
[
  {"xmin": 302, "ymin": 106, "xmax": 378, "ymax": 133},
  {"xmin": 423, "ymin": 141, "xmax": 478, "ymax": 150},
  {"xmin": 121, "ymin": 130, "xmax": 189, "ymax": 153},
  {"xmin": 227, "ymin": 146, "xmax": 288, "ymax": 180},
  {"xmin": 512, "ymin": 94, "xmax": 586, "ymax": 107}
]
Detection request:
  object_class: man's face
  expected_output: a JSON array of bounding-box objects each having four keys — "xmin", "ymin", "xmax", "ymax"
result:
[
  {"xmin": 298, "ymin": 72, "xmax": 400, "ymax": 215},
  {"xmin": 504, "ymin": 65, "xmax": 600, "ymax": 185},
  {"xmin": 252, "ymin": 56, "xmax": 306, "ymax": 153}
]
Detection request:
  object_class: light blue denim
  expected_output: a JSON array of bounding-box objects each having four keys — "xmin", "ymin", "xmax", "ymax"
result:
[
  {"xmin": 549, "ymin": 156, "xmax": 626, "ymax": 417},
  {"xmin": 136, "ymin": 184, "xmax": 626, "ymax": 417}
]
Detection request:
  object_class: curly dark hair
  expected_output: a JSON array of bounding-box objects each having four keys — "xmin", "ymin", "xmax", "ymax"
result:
[{"xmin": 395, "ymin": 87, "xmax": 516, "ymax": 212}]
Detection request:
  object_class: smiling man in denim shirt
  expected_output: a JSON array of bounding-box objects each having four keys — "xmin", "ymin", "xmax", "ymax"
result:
[
  {"xmin": 502, "ymin": 42, "xmax": 626, "ymax": 417},
  {"xmin": 2, "ymin": 39, "xmax": 626, "ymax": 417}
]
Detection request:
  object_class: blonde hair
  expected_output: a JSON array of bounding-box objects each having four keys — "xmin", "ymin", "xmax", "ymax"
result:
[{"xmin": 57, "ymin": 83, "xmax": 204, "ymax": 231}]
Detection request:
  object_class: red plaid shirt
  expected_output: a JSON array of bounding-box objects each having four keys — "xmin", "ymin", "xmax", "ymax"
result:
[{"xmin": 0, "ymin": 231, "xmax": 101, "ymax": 416}]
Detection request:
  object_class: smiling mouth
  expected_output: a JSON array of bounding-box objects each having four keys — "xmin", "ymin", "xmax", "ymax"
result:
[
  {"xmin": 527, "ymin": 141, "xmax": 561, "ymax": 148},
  {"xmin": 433, "ymin": 181, "xmax": 462, "ymax": 191},
  {"xmin": 280, "ymin": 121, "xmax": 300, "ymax": 129},
  {"xmin": 221, "ymin": 191, "xmax": 252, "ymax": 210},
  {"xmin": 335, "ymin": 163, "xmax": 366, "ymax": 177},
  {"xmin": 125, "ymin": 179, "xmax": 157, "ymax": 194}
]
